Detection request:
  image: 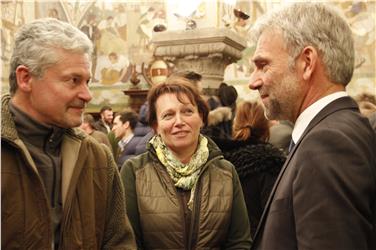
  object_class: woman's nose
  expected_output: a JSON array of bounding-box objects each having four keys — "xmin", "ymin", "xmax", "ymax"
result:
[{"xmin": 175, "ymin": 114, "xmax": 185, "ymax": 125}]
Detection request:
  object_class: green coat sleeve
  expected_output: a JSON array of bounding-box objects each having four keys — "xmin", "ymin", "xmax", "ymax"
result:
[{"xmin": 120, "ymin": 159, "xmax": 144, "ymax": 250}]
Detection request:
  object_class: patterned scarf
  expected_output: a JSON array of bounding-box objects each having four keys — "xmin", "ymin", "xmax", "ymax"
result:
[{"xmin": 150, "ymin": 134, "xmax": 209, "ymax": 210}]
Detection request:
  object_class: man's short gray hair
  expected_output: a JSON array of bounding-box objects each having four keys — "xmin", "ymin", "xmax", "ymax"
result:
[
  {"xmin": 9, "ymin": 18, "xmax": 93, "ymax": 95},
  {"xmin": 251, "ymin": 3, "xmax": 354, "ymax": 86}
]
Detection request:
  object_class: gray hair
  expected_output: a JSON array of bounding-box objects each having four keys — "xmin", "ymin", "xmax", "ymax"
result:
[
  {"xmin": 251, "ymin": 3, "xmax": 354, "ymax": 85},
  {"xmin": 9, "ymin": 18, "xmax": 93, "ymax": 95}
]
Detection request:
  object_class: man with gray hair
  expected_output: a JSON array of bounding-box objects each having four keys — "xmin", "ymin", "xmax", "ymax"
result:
[
  {"xmin": 1, "ymin": 18, "xmax": 136, "ymax": 249},
  {"xmin": 248, "ymin": 3, "xmax": 376, "ymax": 249}
]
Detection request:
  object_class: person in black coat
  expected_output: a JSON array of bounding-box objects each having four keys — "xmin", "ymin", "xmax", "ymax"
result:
[
  {"xmin": 212, "ymin": 101, "xmax": 285, "ymax": 237},
  {"xmin": 202, "ymin": 83, "xmax": 238, "ymax": 140}
]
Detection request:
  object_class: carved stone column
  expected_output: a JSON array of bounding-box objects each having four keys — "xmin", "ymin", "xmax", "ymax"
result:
[{"xmin": 151, "ymin": 27, "xmax": 247, "ymax": 91}]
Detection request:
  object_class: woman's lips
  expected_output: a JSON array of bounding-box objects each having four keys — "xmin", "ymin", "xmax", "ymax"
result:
[{"xmin": 172, "ymin": 130, "xmax": 189, "ymax": 137}]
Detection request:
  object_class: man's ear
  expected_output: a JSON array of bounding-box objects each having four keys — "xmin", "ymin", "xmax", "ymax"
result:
[
  {"xmin": 299, "ymin": 46, "xmax": 317, "ymax": 81},
  {"xmin": 15, "ymin": 65, "xmax": 33, "ymax": 92},
  {"xmin": 123, "ymin": 121, "xmax": 130, "ymax": 129}
]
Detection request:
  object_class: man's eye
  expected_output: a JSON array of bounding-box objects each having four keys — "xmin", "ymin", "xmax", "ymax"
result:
[
  {"xmin": 257, "ymin": 63, "xmax": 266, "ymax": 70},
  {"xmin": 254, "ymin": 60, "xmax": 268, "ymax": 71},
  {"xmin": 72, "ymin": 77, "xmax": 80, "ymax": 84}
]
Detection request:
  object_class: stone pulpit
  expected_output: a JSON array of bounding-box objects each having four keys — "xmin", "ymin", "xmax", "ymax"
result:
[{"xmin": 151, "ymin": 27, "xmax": 247, "ymax": 92}]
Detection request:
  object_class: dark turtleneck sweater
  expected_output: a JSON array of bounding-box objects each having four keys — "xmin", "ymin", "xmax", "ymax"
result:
[{"xmin": 9, "ymin": 102, "xmax": 65, "ymax": 249}]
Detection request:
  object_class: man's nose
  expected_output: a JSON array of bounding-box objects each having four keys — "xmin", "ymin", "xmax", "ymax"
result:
[
  {"xmin": 248, "ymin": 70, "xmax": 263, "ymax": 90},
  {"xmin": 79, "ymin": 83, "xmax": 92, "ymax": 102}
]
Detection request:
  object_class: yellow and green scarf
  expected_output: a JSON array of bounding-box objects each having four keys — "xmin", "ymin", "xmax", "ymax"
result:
[{"xmin": 150, "ymin": 134, "xmax": 209, "ymax": 210}]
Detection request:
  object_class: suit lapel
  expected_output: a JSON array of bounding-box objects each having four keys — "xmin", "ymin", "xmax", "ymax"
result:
[{"xmin": 252, "ymin": 96, "xmax": 359, "ymax": 243}]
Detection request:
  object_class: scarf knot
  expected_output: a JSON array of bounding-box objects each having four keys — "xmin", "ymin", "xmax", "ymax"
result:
[{"xmin": 150, "ymin": 134, "xmax": 209, "ymax": 209}]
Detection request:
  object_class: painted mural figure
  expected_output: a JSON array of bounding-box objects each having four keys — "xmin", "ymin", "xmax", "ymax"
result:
[
  {"xmin": 80, "ymin": 13, "xmax": 101, "ymax": 81},
  {"xmin": 96, "ymin": 52, "xmax": 129, "ymax": 85},
  {"xmin": 137, "ymin": 7, "xmax": 166, "ymax": 50},
  {"xmin": 114, "ymin": 4, "xmax": 128, "ymax": 42},
  {"xmin": 97, "ymin": 16, "xmax": 127, "ymax": 55}
]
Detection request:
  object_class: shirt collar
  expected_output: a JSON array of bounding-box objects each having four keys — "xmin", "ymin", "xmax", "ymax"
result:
[
  {"xmin": 292, "ymin": 91, "xmax": 348, "ymax": 143},
  {"xmin": 118, "ymin": 133, "xmax": 134, "ymax": 151}
]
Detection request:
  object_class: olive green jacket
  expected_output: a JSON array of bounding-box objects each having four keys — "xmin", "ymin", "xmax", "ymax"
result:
[
  {"xmin": 1, "ymin": 95, "xmax": 136, "ymax": 249},
  {"xmin": 120, "ymin": 137, "xmax": 252, "ymax": 249}
]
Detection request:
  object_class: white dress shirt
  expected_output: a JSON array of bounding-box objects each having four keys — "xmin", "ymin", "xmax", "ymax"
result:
[
  {"xmin": 118, "ymin": 133, "xmax": 134, "ymax": 152},
  {"xmin": 291, "ymin": 91, "xmax": 348, "ymax": 144}
]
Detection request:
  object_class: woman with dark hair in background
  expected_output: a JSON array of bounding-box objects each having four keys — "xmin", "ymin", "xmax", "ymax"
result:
[{"xmin": 213, "ymin": 101, "xmax": 286, "ymax": 237}]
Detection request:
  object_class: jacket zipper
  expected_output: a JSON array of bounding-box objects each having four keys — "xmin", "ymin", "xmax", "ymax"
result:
[
  {"xmin": 152, "ymin": 152, "xmax": 223, "ymax": 249},
  {"xmin": 177, "ymin": 188, "xmax": 189, "ymax": 250},
  {"xmin": 187, "ymin": 178, "xmax": 202, "ymax": 250},
  {"xmin": 187, "ymin": 155, "xmax": 222, "ymax": 250},
  {"xmin": 154, "ymin": 161, "xmax": 189, "ymax": 249}
]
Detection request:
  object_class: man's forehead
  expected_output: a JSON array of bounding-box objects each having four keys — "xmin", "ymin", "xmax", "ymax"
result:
[{"xmin": 252, "ymin": 30, "xmax": 286, "ymax": 60}]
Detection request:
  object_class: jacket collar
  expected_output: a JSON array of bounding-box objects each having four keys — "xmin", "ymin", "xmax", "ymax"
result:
[
  {"xmin": 1, "ymin": 94, "xmax": 18, "ymax": 141},
  {"xmin": 2, "ymin": 94, "xmax": 88, "ymax": 207},
  {"xmin": 9, "ymin": 101, "xmax": 65, "ymax": 150}
]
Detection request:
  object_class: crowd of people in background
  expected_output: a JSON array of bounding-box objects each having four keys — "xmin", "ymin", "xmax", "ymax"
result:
[{"xmin": 2, "ymin": 2, "xmax": 376, "ymax": 250}]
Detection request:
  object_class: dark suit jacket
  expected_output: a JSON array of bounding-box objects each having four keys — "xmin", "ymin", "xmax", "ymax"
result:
[
  {"xmin": 252, "ymin": 96, "xmax": 376, "ymax": 250},
  {"xmin": 117, "ymin": 136, "xmax": 142, "ymax": 169}
]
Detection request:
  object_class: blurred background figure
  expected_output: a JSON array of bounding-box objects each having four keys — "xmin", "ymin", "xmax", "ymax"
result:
[
  {"xmin": 120, "ymin": 78, "xmax": 251, "ymax": 249},
  {"xmin": 268, "ymin": 120, "xmax": 294, "ymax": 155},
  {"xmin": 94, "ymin": 105, "xmax": 113, "ymax": 133},
  {"xmin": 355, "ymin": 93, "xmax": 376, "ymax": 131},
  {"xmin": 212, "ymin": 101, "xmax": 285, "ymax": 237},
  {"xmin": 112, "ymin": 110, "xmax": 140, "ymax": 169},
  {"xmin": 202, "ymin": 82, "xmax": 238, "ymax": 140},
  {"xmin": 169, "ymin": 70, "xmax": 203, "ymax": 92},
  {"xmin": 79, "ymin": 113, "xmax": 111, "ymax": 148},
  {"xmin": 134, "ymin": 100, "xmax": 153, "ymax": 155}
]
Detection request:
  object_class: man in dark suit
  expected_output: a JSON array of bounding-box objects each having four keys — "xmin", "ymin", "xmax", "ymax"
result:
[
  {"xmin": 112, "ymin": 111, "xmax": 141, "ymax": 169},
  {"xmin": 248, "ymin": 3, "xmax": 376, "ymax": 249}
]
